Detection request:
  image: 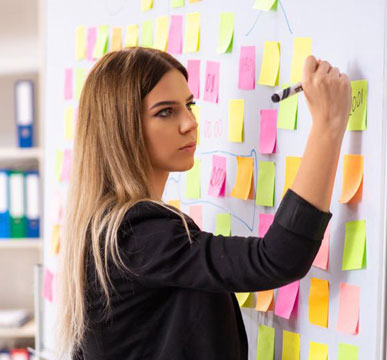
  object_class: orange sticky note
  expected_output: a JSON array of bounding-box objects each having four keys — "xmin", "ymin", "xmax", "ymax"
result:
[
  {"xmin": 230, "ymin": 156, "xmax": 254, "ymax": 200},
  {"xmin": 337, "ymin": 282, "xmax": 360, "ymax": 335},
  {"xmin": 308, "ymin": 278, "xmax": 329, "ymax": 328},
  {"xmin": 282, "ymin": 156, "xmax": 301, "ymax": 198},
  {"xmin": 256, "ymin": 290, "xmax": 274, "ymax": 312},
  {"xmin": 167, "ymin": 200, "xmax": 181, "ymax": 209},
  {"xmin": 111, "ymin": 27, "xmax": 122, "ymax": 51},
  {"xmin": 339, "ymin": 154, "xmax": 363, "ymax": 204},
  {"xmin": 313, "ymin": 223, "xmax": 330, "ymax": 270}
]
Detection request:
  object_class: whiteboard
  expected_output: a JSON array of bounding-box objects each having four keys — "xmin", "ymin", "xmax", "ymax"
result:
[{"xmin": 42, "ymin": 0, "xmax": 387, "ymax": 358}]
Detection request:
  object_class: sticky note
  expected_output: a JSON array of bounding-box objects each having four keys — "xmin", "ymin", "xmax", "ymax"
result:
[
  {"xmin": 282, "ymin": 330, "xmax": 300, "ymax": 360},
  {"xmin": 50, "ymin": 224, "xmax": 61, "ymax": 255},
  {"xmin": 86, "ymin": 27, "xmax": 97, "ymax": 61},
  {"xmin": 277, "ymin": 83, "xmax": 299, "ymax": 129},
  {"xmin": 228, "ymin": 99, "xmax": 244, "ymax": 142},
  {"xmin": 64, "ymin": 68, "xmax": 73, "ymax": 100},
  {"xmin": 342, "ymin": 220, "xmax": 366, "ymax": 270},
  {"xmin": 253, "ymin": 0, "xmax": 278, "ymax": 11},
  {"xmin": 235, "ymin": 292, "xmax": 255, "ymax": 307},
  {"xmin": 256, "ymin": 325, "xmax": 275, "ymax": 360},
  {"xmin": 258, "ymin": 41, "xmax": 280, "ymax": 86},
  {"xmin": 231, "ymin": 156, "xmax": 254, "ymax": 200},
  {"xmin": 42, "ymin": 268, "xmax": 54, "ymax": 302},
  {"xmin": 189, "ymin": 205, "xmax": 203, "ymax": 229},
  {"xmin": 309, "ymin": 278, "xmax": 329, "ymax": 328},
  {"xmin": 111, "ymin": 27, "xmax": 122, "ymax": 51},
  {"xmin": 258, "ymin": 213, "xmax": 274, "ymax": 238},
  {"xmin": 337, "ymin": 282, "xmax": 360, "ymax": 335},
  {"xmin": 61, "ymin": 149, "xmax": 73, "ymax": 182},
  {"xmin": 75, "ymin": 26, "xmax": 86, "ymax": 60},
  {"xmin": 347, "ymin": 80, "xmax": 367, "ymax": 131},
  {"xmin": 256, "ymin": 290, "xmax": 274, "ymax": 312},
  {"xmin": 184, "ymin": 12, "xmax": 200, "ymax": 53},
  {"xmin": 203, "ymin": 61, "xmax": 220, "ymax": 103},
  {"xmin": 75, "ymin": 68, "xmax": 86, "ymax": 100},
  {"xmin": 191, "ymin": 104, "xmax": 201, "ymax": 144},
  {"xmin": 93, "ymin": 25, "xmax": 109, "ymax": 59},
  {"xmin": 153, "ymin": 16, "xmax": 169, "ymax": 51},
  {"xmin": 187, "ymin": 60, "xmax": 200, "ymax": 99},
  {"xmin": 290, "ymin": 37, "xmax": 312, "ymax": 84},
  {"xmin": 308, "ymin": 341, "xmax": 328, "ymax": 360},
  {"xmin": 141, "ymin": 0, "xmax": 153, "ymax": 11},
  {"xmin": 339, "ymin": 154, "xmax": 363, "ymax": 204},
  {"xmin": 185, "ymin": 158, "xmax": 201, "ymax": 198},
  {"xmin": 259, "ymin": 109, "xmax": 277, "ymax": 154},
  {"xmin": 256, "ymin": 161, "xmax": 275, "ymax": 207},
  {"xmin": 338, "ymin": 343, "xmax": 358, "ymax": 360},
  {"xmin": 171, "ymin": 0, "xmax": 185, "ymax": 7},
  {"xmin": 167, "ymin": 15, "xmax": 183, "ymax": 54},
  {"xmin": 125, "ymin": 25, "xmax": 139, "ymax": 47},
  {"xmin": 55, "ymin": 150, "xmax": 64, "ymax": 182},
  {"xmin": 64, "ymin": 107, "xmax": 74, "ymax": 140},
  {"xmin": 282, "ymin": 156, "xmax": 301, "ymax": 198},
  {"xmin": 217, "ymin": 12, "xmax": 234, "ymax": 53},
  {"xmin": 313, "ymin": 223, "xmax": 330, "ymax": 270},
  {"xmin": 274, "ymin": 280, "xmax": 299, "ymax": 319},
  {"xmin": 238, "ymin": 46, "xmax": 256, "ymax": 90},
  {"xmin": 215, "ymin": 213, "xmax": 231, "ymax": 236},
  {"xmin": 167, "ymin": 200, "xmax": 181, "ymax": 209},
  {"xmin": 208, "ymin": 155, "xmax": 226, "ymax": 197},
  {"xmin": 142, "ymin": 20, "xmax": 154, "ymax": 48},
  {"xmin": 189, "ymin": 0, "xmax": 202, "ymax": 2}
]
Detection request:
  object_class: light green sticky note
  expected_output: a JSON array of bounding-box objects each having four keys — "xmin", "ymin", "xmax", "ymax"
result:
[
  {"xmin": 171, "ymin": 0, "xmax": 185, "ymax": 7},
  {"xmin": 256, "ymin": 161, "xmax": 275, "ymax": 207},
  {"xmin": 75, "ymin": 68, "xmax": 86, "ymax": 100},
  {"xmin": 141, "ymin": 19, "xmax": 154, "ymax": 48},
  {"xmin": 342, "ymin": 220, "xmax": 366, "ymax": 270},
  {"xmin": 215, "ymin": 213, "xmax": 231, "ymax": 236},
  {"xmin": 347, "ymin": 80, "xmax": 367, "ymax": 131},
  {"xmin": 253, "ymin": 0, "xmax": 278, "ymax": 11},
  {"xmin": 93, "ymin": 25, "xmax": 109, "ymax": 59},
  {"xmin": 277, "ymin": 83, "xmax": 298, "ymax": 130},
  {"xmin": 338, "ymin": 343, "xmax": 358, "ymax": 360},
  {"xmin": 185, "ymin": 159, "xmax": 201, "ymax": 199},
  {"xmin": 217, "ymin": 12, "xmax": 234, "ymax": 54},
  {"xmin": 256, "ymin": 325, "xmax": 275, "ymax": 360}
]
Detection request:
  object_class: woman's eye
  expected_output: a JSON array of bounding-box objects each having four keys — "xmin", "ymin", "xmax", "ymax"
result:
[
  {"xmin": 187, "ymin": 101, "xmax": 196, "ymax": 111},
  {"xmin": 156, "ymin": 108, "xmax": 173, "ymax": 118}
]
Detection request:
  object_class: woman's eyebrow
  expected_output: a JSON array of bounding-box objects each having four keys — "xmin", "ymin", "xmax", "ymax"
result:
[{"xmin": 149, "ymin": 94, "xmax": 194, "ymax": 110}]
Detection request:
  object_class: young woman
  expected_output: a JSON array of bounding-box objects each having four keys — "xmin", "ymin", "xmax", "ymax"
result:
[{"xmin": 56, "ymin": 47, "xmax": 351, "ymax": 359}]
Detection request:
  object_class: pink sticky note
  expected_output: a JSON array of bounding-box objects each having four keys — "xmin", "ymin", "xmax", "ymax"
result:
[
  {"xmin": 189, "ymin": 205, "xmax": 203, "ymax": 229},
  {"xmin": 258, "ymin": 213, "xmax": 275, "ymax": 238},
  {"xmin": 313, "ymin": 223, "xmax": 331, "ymax": 270},
  {"xmin": 259, "ymin": 109, "xmax": 277, "ymax": 154},
  {"xmin": 274, "ymin": 280, "xmax": 299, "ymax": 319},
  {"xmin": 238, "ymin": 46, "xmax": 256, "ymax": 90},
  {"xmin": 187, "ymin": 60, "xmax": 201, "ymax": 99},
  {"xmin": 203, "ymin": 61, "xmax": 220, "ymax": 103},
  {"xmin": 167, "ymin": 15, "xmax": 183, "ymax": 54},
  {"xmin": 64, "ymin": 68, "xmax": 73, "ymax": 100},
  {"xmin": 42, "ymin": 268, "xmax": 54, "ymax": 302},
  {"xmin": 208, "ymin": 155, "xmax": 226, "ymax": 197},
  {"xmin": 337, "ymin": 282, "xmax": 360, "ymax": 335},
  {"xmin": 86, "ymin": 27, "xmax": 97, "ymax": 61},
  {"xmin": 60, "ymin": 149, "xmax": 73, "ymax": 182}
]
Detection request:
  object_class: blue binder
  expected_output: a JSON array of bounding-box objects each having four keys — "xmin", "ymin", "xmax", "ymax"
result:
[
  {"xmin": 0, "ymin": 170, "xmax": 10, "ymax": 239},
  {"xmin": 25, "ymin": 170, "xmax": 40, "ymax": 238},
  {"xmin": 15, "ymin": 80, "xmax": 34, "ymax": 148}
]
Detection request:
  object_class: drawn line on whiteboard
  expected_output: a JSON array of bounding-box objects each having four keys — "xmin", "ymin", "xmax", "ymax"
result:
[
  {"xmin": 245, "ymin": 12, "xmax": 263, "ymax": 37},
  {"xmin": 279, "ymin": 0, "xmax": 293, "ymax": 34}
]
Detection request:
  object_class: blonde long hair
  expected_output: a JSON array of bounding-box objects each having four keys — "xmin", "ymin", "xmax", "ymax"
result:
[{"xmin": 56, "ymin": 47, "xmax": 190, "ymax": 358}]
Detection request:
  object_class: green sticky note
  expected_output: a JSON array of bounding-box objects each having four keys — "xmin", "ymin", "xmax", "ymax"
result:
[
  {"xmin": 171, "ymin": 0, "xmax": 185, "ymax": 7},
  {"xmin": 141, "ymin": 19, "xmax": 154, "ymax": 48},
  {"xmin": 256, "ymin": 325, "xmax": 275, "ymax": 360},
  {"xmin": 277, "ymin": 83, "xmax": 298, "ymax": 130},
  {"xmin": 253, "ymin": 0, "xmax": 278, "ymax": 11},
  {"xmin": 93, "ymin": 25, "xmax": 109, "ymax": 59},
  {"xmin": 256, "ymin": 161, "xmax": 275, "ymax": 207},
  {"xmin": 185, "ymin": 159, "xmax": 201, "ymax": 199},
  {"xmin": 282, "ymin": 330, "xmax": 300, "ymax": 360},
  {"xmin": 342, "ymin": 220, "xmax": 366, "ymax": 270},
  {"xmin": 347, "ymin": 80, "xmax": 367, "ymax": 131},
  {"xmin": 217, "ymin": 12, "xmax": 234, "ymax": 54},
  {"xmin": 75, "ymin": 68, "xmax": 86, "ymax": 100},
  {"xmin": 338, "ymin": 343, "xmax": 358, "ymax": 360},
  {"xmin": 215, "ymin": 213, "xmax": 231, "ymax": 236}
]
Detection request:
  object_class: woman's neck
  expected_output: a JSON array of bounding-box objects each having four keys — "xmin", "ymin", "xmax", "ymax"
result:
[{"xmin": 149, "ymin": 168, "xmax": 170, "ymax": 201}]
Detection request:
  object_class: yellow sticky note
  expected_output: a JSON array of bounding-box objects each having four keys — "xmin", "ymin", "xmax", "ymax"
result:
[
  {"xmin": 125, "ymin": 25, "xmax": 139, "ymax": 47},
  {"xmin": 230, "ymin": 157, "xmax": 254, "ymax": 200},
  {"xmin": 235, "ymin": 292, "xmax": 255, "ymax": 307},
  {"xmin": 171, "ymin": 0, "xmax": 185, "ymax": 7},
  {"xmin": 309, "ymin": 341, "xmax": 328, "ymax": 360},
  {"xmin": 215, "ymin": 213, "xmax": 231, "ymax": 236},
  {"xmin": 75, "ymin": 26, "xmax": 86, "ymax": 60},
  {"xmin": 277, "ymin": 83, "xmax": 299, "ymax": 130},
  {"xmin": 185, "ymin": 158, "xmax": 201, "ymax": 198},
  {"xmin": 93, "ymin": 25, "xmax": 109, "ymax": 59},
  {"xmin": 282, "ymin": 330, "xmax": 300, "ymax": 360},
  {"xmin": 339, "ymin": 154, "xmax": 363, "ymax": 204},
  {"xmin": 258, "ymin": 41, "xmax": 280, "ymax": 86},
  {"xmin": 282, "ymin": 156, "xmax": 301, "ymax": 198},
  {"xmin": 111, "ymin": 27, "xmax": 122, "ymax": 51},
  {"xmin": 142, "ymin": 20, "xmax": 154, "ymax": 48},
  {"xmin": 167, "ymin": 200, "xmax": 181, "ymax": 209},
  {"xmin": 347, "ymin": 80, "xmax": 368, "ymax": 131},
  {"xmin": 189, "ymin": 0, "xmax": 202, "ymax": 2},
  {"xmin": 141, "ymin": 0, "xmax": 153, "ymax": 11},
  {"xmin": 191, "ymin": 104, "xmax": 200, "ymax": 145},
  {"xmin": 257, "ymin": 325, "xmax": 275, "ymax": 360},
  {"xmin": 256, "ymin": 161, "xmax": 275, "ymax": 207},
  {"xmin": 217, "ymin": 12, "xmax": 234, "ymax": 53},
  {"xmin": 342, "ymin": 220, "xmax": 366, "ymax": 270},
  {"xmin": 50, "ymin": 224, "xmax": 61, "ymax": 255},
  {"xmin": 256, "ymin": 290, "xmax": 274, "ymax": 312},
  {"xmin": 184, "ymin": 12, "xmax": 201, "ymax": 53},
  {"xmin": 228, "ymin": 99, "xmax": 244, "ymax": 142},
  {"xmin": 309, "ymin": 278, "xmax": 329, "ymax": 328},
  {"xmin": 254, "ymin": 0, "xmax": 278, "ymax": 11},
  {"xmin": 290, "ymin": 37, "xmax": 312, "ymax": 84},
  {"xmin": 55, "ymin": 150, "xmax": 64, "ymax": 181},
  {"xmin": 64, "ymin": 107, "xmax": 74, "ymax": 140},
  {"xmin": 75, "ymin": 68, "xmax": 86, "ymax": 100},
  {"xmin": 154, "ymin": 16, "xmax": 169, "ymax": 51}
]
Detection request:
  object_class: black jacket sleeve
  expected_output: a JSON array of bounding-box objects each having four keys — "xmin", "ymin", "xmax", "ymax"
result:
[{"xmin": 119, "ymin": 189, "xmax": 332, "ymax": 293}]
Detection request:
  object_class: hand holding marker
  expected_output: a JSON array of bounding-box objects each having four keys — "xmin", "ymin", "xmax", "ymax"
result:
[{"xmin": 271, "ymin": 82, "xmax": 303, "ymax": 103}]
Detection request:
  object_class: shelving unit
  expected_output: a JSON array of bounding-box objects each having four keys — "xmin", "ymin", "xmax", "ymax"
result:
[{"xmin": 0, "ymin": 320, "xmax": 36, "ymax": 339}]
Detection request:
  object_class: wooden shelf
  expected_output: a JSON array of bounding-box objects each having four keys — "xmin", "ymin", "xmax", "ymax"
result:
[
  {"xmin": 0, "ymin": 239, "xmax": 42, "ymax": 249},
  {"xmin": 0, "ymin": 147, "xmax": 43, "ymax": 161},
  {"xmin": 0, "ymin": 318, "xmax": 35, "ymax": 338}
]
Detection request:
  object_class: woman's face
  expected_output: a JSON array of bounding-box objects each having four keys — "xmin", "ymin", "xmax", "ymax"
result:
[{"xmin": 142, "ymin": 68, "xmax": 198, "ymax": 174}]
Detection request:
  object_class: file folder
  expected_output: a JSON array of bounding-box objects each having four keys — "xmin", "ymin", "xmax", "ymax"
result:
[
  {"xmin": 0, "ymin": 170, "xmax": 10, "ymax": 238},
  {"xmin": 9, "ymin": 171, "xmax": 26, "ymax": 238},
  {"xmin": 15, "ymin": 80, "xmax": 34, "ymax": 148},
  {"xmin": 25, "ymin": 171, "xmax": 40, "ymax": 238}
]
